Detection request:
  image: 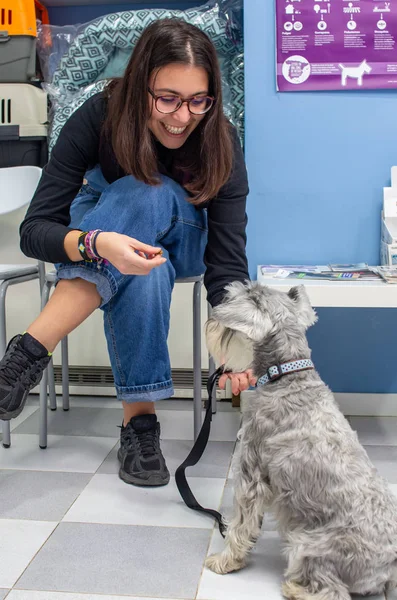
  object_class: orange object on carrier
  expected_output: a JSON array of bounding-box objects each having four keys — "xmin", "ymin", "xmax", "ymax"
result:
[{"xmin": 0, "ymin": 0, "xmax": 38, "ymax": 81}]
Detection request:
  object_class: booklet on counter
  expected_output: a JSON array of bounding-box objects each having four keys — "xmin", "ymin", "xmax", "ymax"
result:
[{"xmin": 376, "ymin": 266, "xmax": 397, "ymax": 283}]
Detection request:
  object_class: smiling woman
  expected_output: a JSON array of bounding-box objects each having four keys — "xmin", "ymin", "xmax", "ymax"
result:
[
  {"xmin": 148, "ymin": 64, "xmax": 210, "ymax": 148},
  {"xmin": 2, "ymin": 18, "xmax": 251, "ymax": 490}
]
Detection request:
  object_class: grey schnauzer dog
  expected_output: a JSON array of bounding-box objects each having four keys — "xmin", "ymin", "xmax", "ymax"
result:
[{"xmin": 205, "ymin": 281, "xmax": 397, "ymax": 600}]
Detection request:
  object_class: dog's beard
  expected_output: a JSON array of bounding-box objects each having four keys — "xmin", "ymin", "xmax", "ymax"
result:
[{"xmin": 206, "ymin": 319, "xmax": 254, "ymax": 372}]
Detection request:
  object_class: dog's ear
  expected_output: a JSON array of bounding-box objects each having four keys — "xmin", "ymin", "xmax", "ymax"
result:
[
  {"xmin": 211, "ymin": 282, "xmax": 273, "ymax": 342},
  {"xmin": 287, "ymin": 285, "xmax": 318, "ymax": 329}
]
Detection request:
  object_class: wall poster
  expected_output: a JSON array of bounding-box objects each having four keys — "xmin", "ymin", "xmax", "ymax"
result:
[{"xmin": 276, "ymin": 0, "xmax": 397, "ymax": 90}]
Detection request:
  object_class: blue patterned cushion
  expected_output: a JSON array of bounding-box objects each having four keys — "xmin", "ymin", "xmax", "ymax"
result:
[{"xmin": 48, "ymin": 5, "xmax": 244, "ymax": 151}]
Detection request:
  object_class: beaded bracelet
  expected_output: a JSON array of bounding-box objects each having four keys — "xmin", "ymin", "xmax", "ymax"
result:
[{"xmin": 91, "ymin": 230, "xmax": 103, "ymax": 260}]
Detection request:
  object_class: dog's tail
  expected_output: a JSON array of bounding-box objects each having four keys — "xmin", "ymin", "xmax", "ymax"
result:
[{"xmin": 282, "ymin": 580, "xmax": 350, "ymax": 600}]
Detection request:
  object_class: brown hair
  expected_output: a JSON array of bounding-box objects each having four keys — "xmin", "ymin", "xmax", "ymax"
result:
[{"xmin": 103, "ymin": 18, "xmax": 233, "ymax": 204}]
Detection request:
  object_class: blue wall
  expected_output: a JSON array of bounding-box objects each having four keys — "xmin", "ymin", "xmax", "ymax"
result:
[{"xmin": 244, "ymin": 0, "xmax": 397, "ymax": 393}]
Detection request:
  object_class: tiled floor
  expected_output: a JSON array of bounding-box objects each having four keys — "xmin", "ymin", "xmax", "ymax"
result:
[{"xmin": 0, "ymin": 397, "xmax": 396, "ymax": 599}]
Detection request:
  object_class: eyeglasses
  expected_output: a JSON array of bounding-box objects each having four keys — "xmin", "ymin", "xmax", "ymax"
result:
[{"xmin": 148, "ymin": 88, "xmax": 215, "ymax": 115}]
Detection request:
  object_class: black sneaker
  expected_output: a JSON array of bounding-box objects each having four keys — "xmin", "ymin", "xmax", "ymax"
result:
[
  {"xmin": 0, "ymin": 333, "xmax": 51, "ymax": 421},
  {"xmin": 118, "ymin": 414, "xmax": 170, "ymax": 487}
]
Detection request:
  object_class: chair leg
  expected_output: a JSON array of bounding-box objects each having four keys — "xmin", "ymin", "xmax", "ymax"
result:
[
  {"xmin": 207, "ymin": 303, "xmax": 217, "ymax": 414},
  {"xmin": 0, "ymin": 280, "xmax": 11, "ymax": 448},
  {"xmin": 48, "ymin": 358, "xmax": 57, "ymax": 411},
  {"xmin": 193, "ymin": 279, "xmax": 202, "ymax": 441},
  {"xmin": 2, "ymin": 421, "xmax": 10, "ymax": 448},
  {"xmin": 61, "ymin": 336, "xmax": 69, "ymax": 411},
  {"xmin": 38, "ymin": 280, "xmax": 52, "ymax": 449},
  {"xmin": 39, "ymin": 368, "xmax": 48, "ymax": 449}
]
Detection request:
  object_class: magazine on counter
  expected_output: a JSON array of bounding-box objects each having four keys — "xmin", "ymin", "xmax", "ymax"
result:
[{"xmin": 258, "ymin": 265, "xmax": 381, "ymax": 281}]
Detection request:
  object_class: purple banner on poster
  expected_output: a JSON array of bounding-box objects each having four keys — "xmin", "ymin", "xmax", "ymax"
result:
[{"xmin": 276, "ymin": 0, "xmax": 397, "ymax": 91}]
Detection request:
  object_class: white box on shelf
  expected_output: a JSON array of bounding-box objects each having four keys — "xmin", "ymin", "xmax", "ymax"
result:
[{"xmin": 381, "ymin": 212, "xmax": 397, "ymax": 246}]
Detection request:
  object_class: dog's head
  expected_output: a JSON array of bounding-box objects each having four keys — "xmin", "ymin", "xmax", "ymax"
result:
[{"xmin": 206, "ymin": 281, "xmax": 317, "ymax": 371}]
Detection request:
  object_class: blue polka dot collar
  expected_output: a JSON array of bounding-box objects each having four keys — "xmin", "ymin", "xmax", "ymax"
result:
[{"xmin": 256, "ymin": 359, "xmax": 314, "ymax": 387}]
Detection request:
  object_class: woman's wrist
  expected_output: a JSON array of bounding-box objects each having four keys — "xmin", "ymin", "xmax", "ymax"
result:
[
  {"xmin": 64, "ymin": 230, "xmax": 112, "ymax": 263},
  {"xmin": 94, "ymin": 231, "xmax": 112, "ymax": 260},
  {"xmin": 64, "ymin": 230, "xmax": 84, "ymax": 262}
]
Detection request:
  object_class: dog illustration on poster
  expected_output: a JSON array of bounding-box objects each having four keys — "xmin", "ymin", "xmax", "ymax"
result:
[{"xmin": 339, "ymin": 59, "xmax": 372, "ymax": 86}]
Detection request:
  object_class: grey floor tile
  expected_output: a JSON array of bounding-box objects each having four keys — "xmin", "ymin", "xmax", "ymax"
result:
[
  {"xmin": 220, "ymin": 479, "xmax": 277, "ymax": 531},
  {"xmin": 13, "ymin": 407, "xmax": 123, "ymax": 438},
  {"xmin": 364, "ymin": 446, "xmax": 397, "ymax": 483},
  {"xmin": 0, "ymin": 590, "xmax": 9, "ymax": 600},
  {"xmin": 0, "ymin": 471, "xmax": 92, "ymax": 520},
  {"xmin": 16, "ymin": 522, "xmax": 211, "ymax": 598},
  {"xmin": 349, "ymin": 417, "xmax": 397, "ymax": 446},
  {"xmin": 98, "ymin": 439, "xmax": 235, "ymax": 478}
]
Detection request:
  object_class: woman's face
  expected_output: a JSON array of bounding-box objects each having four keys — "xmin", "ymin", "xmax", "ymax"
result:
[{"xmin": 148, "ymin": 63, "xmax": 209, "ymax": 149}]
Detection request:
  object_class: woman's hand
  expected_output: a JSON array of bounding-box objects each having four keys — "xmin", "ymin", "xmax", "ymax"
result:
[
  {"xmin": 218, "ymin": 369, "xmax": 257, "ymax": 396},
  {"xmin": 96, "ymin": 232, "xmax": 166, "ymax": 275}
]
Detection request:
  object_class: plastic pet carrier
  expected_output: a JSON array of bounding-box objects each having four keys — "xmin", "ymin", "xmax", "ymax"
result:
[
  {"xmin": 0, "ymin": 0, "xmax": 37, "ymax": 82},
  {"xmin": 0, "ymin": 83, "xmax": 48, "ymax": 167}
]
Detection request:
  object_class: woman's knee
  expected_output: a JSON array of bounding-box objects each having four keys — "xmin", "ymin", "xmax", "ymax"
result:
[
  {"xmin": 102, "ymin": 174, "xmax": 184, "ymax": 207},
  {"xmin": 79, "ymin": 174, "xmax": 186, "ymax": 234}
]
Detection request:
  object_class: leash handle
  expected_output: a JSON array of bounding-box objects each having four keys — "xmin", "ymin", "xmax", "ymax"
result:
[{"xmin": 175, "ymin": 365, "xmax": 227, "ymax": 537}]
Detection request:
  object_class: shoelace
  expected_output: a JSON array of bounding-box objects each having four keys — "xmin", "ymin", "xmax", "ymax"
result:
[
  {"xmin": 122, "ymin": 425, "xmax": 159, "ymax": 458},
  {"xmin": 137, "ymin": 428, "xmax": 159, "ymax": 458},
  {"xmin": 0, "ymin": 346, "xmax": 36, "ymax": 386}
]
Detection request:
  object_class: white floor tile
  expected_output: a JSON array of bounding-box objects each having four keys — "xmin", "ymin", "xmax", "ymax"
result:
[
  {"xmin": 198, "ymin": 530, "xmax": 386, "ymax": 600},
  {"xmin": 159, "ymin": 410, "xmax": 241, "ymax": 441},
  {"xmin": 10, "ymin": 407, "xmax": 39, "ymax": 432},
  {"xmin": 7, "ymin": 592, "xmax": 182, "ymax": 600},
  {"xmin": 0, "ymin": 435, "xmax": 117, "ymax": 473},
  {"xmin": 63, "ymin": 473, "xmax": 226, "ymax": 529},
  {"xmin": 197, "ymin": 530, "xmax": 285, "ymax": 600},
  {"xmin": 0, "ymin": 519, "xmax": 57, "ymax": 588}
]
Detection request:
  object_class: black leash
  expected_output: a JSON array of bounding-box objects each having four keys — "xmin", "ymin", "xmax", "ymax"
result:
[{"xmin": 175, "ymin": 365, "xmax": 227, "ymax": 538}]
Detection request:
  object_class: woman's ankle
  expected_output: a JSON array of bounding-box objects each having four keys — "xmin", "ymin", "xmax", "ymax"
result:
[
  {"xmin": 122, "ymin": 401, "xmax": 156, "ymax": 426},
  {"xmin": 25, "ymin": 327, "xmax": 54, "ymax": 353}
]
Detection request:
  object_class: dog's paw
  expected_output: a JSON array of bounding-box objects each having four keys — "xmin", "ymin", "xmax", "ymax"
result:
[
  {"xmin": 205, "ymin": 553, "xmax": 245, "ymax": 574},
  {"xmin": 282, "ymin": 581, "xmax": 309, "ymax": 600}
]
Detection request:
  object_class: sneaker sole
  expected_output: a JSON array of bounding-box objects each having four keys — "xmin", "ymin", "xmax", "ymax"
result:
[
  {"xmin": 0, "ymin": 389, "xmax": 28, "ymax": 421},
  {"xmin": 118, "ymin": 466, "xmax": 170, "ymax": 487}
]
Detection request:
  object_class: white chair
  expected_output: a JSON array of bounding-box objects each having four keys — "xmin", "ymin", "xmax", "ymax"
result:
[{"xmin": 0, "ymin": 165, "xmax": 44, "ymax": 448}]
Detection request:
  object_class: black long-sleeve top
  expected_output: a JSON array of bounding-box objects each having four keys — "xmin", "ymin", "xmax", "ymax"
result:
[{"xmin": 20, "ymin": 92, "xmax": 250, "ymax": 307}]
